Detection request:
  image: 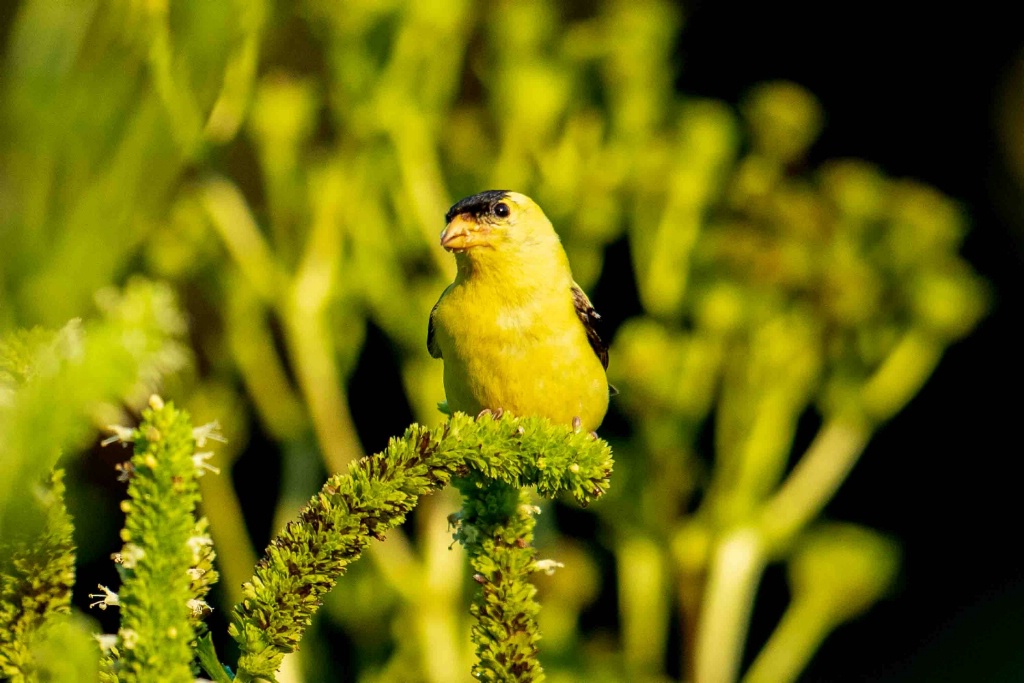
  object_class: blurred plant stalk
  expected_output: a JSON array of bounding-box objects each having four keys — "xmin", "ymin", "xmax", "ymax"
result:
[{"xmin": 618, "ymin": 79, "xmax": 985, "ymax": 682}]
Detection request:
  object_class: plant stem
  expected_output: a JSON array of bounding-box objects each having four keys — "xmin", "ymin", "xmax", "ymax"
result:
[
  {"xmin": 742, "ymin": 599, "xmax": 831, "ymax": 683},
  {"xmin": 694, "ymin": 526, "xmax": 765, "ymax": 683},
  {"xmin": 617, "ymin": 534, "xmax": 670, "ymax": 675},
  {"xmin": 282, "ymin": 304, "xmax": 362, "ymax": 474},
  {"xmin": 456, "ymin": 477, "xmax": 544, "ymax": 682},
  {"xmin": 758, "ymin": 420, "xmax": 870, "ymax": 551}
]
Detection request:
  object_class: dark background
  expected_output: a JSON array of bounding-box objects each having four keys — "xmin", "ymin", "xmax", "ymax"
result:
[{"xmin": 676, "ymin": 2, "xmax": 1024, "ymax": 680}]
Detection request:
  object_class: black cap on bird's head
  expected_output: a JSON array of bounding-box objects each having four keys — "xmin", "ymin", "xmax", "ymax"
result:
[
  {"xmin": 440, "ymin": 190, "xmax": 557, "ymax": 254},
  {"xmin": 444, "ymin": 190, "xmax": 511, "ymax": 225}
]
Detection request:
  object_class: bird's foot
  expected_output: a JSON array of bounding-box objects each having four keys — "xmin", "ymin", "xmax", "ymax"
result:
[{"xmin": 572, "ymin": 416, "xmax": 582, "ymax": 433}]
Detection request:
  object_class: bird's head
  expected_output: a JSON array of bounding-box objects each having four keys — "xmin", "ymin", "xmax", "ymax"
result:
[{"xmin": 440, "ymin": 191, "xmax": 560, "ymax": 264}]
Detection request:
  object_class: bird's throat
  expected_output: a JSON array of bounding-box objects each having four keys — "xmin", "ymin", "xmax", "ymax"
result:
[{"xmin": 454, "ymin": 234, "xmax": 568, "ymax": 283}]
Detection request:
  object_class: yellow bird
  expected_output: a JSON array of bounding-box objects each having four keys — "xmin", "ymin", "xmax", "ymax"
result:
[{"xmin": 428, "ymin": 190, "xmax": 612, "ymax": 432}]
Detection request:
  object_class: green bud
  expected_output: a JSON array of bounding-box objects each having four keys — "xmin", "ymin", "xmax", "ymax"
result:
[
  {"xmin": 789, "ymin": 523, "xmax": 899, "ymax": 624},
  {"xmin": 910, "ymin": 268, "xmax": 989, "ymax": 340},
  {"xmin": 742, "ymin": 82, "xmax": 823, "ymax": 163}
]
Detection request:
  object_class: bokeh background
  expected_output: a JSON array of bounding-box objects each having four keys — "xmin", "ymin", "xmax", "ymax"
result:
[{"xmin": 1, "ymin": 0, "xmax": 1022, "ymax": 681}]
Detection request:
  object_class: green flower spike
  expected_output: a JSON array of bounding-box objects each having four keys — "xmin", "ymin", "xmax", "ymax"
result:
[
  {"xmin": 455, "ymin": 477, "xmax": 545, "ymax": 682},
  {"xmin": 98, "ymin": 396, "xmax": 220, "ymax": 683},
  {"xmin": 230, "ymin": 411, "xmax": 613, "ymax": 682}
]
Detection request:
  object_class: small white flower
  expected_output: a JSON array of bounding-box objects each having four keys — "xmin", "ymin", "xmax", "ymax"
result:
[
  {"xmin": 533, "ymin": 559, "xmax": 565, "ymax": 576},
  {"xmin": 192, "ymin": 421, "xmax": 227, "ymax": 448},
  {"xmin": 188, "ymin": 567, "xmax": 206, "ymax": 581},
  {"xmin": 119, "ymin": 544, "xmax": 145, "ymax": 569},
  {"xmin": 187, "ymin": 598, "xmax": 212, "ymax": 617},
  {"xmin": 519, "ymin": 504, "xmax": 542, "ymax": 517},
  {"xmin": 88, "ymin": 585, "xmax": 120, "ymax": 610},
  {"xmin": 192, "ymin": 451, "xmax": 221, "ymax": 476},
  {"xmin": 101, "ymin": 425, "xmax": 135, "ymax": 447},
  {"xmin": 94, "ymin": 633, "xmax": 118, "ymax": 652},
  {"xmin": 187, "ymin": 535, "xmax": 213, "ymax": 563},
  {"xmin": 119, "ymin": 628, "xmax": 138, "ymax": 649},
  {"xmin": 115, "ymin": 461, "xmax": 135, "ymax": 482}
]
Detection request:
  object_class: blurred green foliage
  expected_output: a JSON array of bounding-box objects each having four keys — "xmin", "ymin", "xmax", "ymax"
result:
[
  {"xmin": 0, "ymin": 281, "xmax": 190, "ymax": 682},
  {"xmin": 0, "ymin": 281, "xmax": 189, "ymax": 540},
  {"xmin": 0, "ymin": 0, "xmax": 987, "ymax": 681},
  {"xmin": 1, "ymin": 470, "xmax": 76, "ymax": 679}
]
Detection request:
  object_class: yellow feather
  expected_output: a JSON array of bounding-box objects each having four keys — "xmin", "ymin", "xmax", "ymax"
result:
[{"xmin": 429, "ymin": 191, "xmax": 610, "ymax": 431}]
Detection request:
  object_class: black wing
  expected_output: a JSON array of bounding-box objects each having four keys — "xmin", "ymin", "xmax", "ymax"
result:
[
  {"xmin": 427, "ymin": 287, "xmax": 451, "ymax": 359},
  {"xmin": 427, "ymin": 303, "xmax": 441, "ymax": 359},
  {"xmin": 570, "ymin": 283, "xmax": 608, "ymax": 370}
]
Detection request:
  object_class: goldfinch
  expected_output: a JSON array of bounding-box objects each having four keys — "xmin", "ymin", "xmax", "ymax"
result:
[{"xmin": 428, "ymin": 190, "xmax": 612, "ymax": 432}]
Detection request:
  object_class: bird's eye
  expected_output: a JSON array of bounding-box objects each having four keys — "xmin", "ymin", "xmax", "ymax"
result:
[{"xmin": 493, "ymin": 202, "xmax": 510, "ymax": 219}]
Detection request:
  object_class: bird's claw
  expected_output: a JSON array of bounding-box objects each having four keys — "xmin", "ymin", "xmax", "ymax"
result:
[
  {"xmin": 572, "ymin": 416, "xmax": 582, "ymax": 433},
  {"xmin": 476, "ymin": 408, "xmax": 492, "ymax": 420}
]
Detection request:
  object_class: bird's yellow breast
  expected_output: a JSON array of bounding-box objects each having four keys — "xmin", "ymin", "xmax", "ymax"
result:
[{"xmin": 433, "ymin": 276, "xmax": 609, "ymax": 432}]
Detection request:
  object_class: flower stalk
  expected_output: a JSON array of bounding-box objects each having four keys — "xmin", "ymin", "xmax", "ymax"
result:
[{"xmin": 230, "ymin": 411, "xmax": 613, "ymax": 680}]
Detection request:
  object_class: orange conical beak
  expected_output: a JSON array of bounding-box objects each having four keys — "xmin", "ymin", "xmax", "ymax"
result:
[{"xmin": 440, "ymin": 214, "xmax": 488, "ymax": 251}]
